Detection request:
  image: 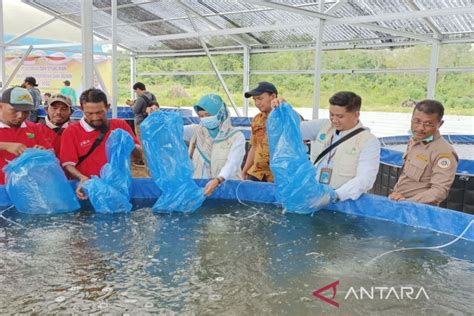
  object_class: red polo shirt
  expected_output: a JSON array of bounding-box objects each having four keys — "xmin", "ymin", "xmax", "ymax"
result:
[
  {"xmin": 37, "ymin": 123, "xmax": 67, "ymax": 157},
  {"xmin": 0, "ymin": 121, "xmax": 53, "ymax": 185},
  {"xmin": 60, "ymin": 118, "xmax": 139, "ymax": 178}
]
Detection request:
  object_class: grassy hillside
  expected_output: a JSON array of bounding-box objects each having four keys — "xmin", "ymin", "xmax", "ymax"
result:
[{"xmin": 117, "ymin": 44, "xmax": 473, "ymax": 115}]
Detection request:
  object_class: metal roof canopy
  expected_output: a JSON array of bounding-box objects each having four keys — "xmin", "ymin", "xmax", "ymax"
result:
[
  {"xmin": 19, "ymin": 0, "xmax": 474, "ymax": 53},
  {"xmin": 3, "ymin": 0, "xmax": 474, "ymax": 117}
]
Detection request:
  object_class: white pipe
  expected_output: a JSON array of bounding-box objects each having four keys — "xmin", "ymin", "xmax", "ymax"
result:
[
  {"xmin": 137, "ymin": 67, "xmax": 474, "ymax": 76},
  {"xmin": 130, "ymin": 55, "xmax": 137, "ymax": 100},
  {"xmin": 186, "ymin": 11, "xmax": 242, "ymax": 117},
  {"xmin": 427, "ymin": 42, "xmax": 440, "ymax": 99},
  {"xmin": 111, "ymin": 0, "xmax": 118, "ymax": 118},
  {"xmin": 0, "ymin": 0, "xmax": 4, "ymax": 91},
  {"xmin": 312, "ymin": 1, "xmax": 325, "ymax": 120},
  {"xmin": 6, "ymin": 17, "xmax": 58, "ymax": 44},
  {"xmin": 243, "ymin": 46, "xmax": 250, "ymax": 117},
  {"xmin": 81, "ymin": 0, "xmax": 94, "ymax": 89},
  {"xmin": 4, "ymin": 46, "xmax": 33, "ymax": 88}
]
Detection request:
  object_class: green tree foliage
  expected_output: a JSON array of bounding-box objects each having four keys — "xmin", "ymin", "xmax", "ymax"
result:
[{"xmin": 116, "ymin": 44, "xmax": 473, "ymax": 115}]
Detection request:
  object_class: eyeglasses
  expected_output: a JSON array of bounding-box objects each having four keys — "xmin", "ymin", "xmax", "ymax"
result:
[{"xmin": 411, "ymin": 119, "xmax": 437, "ymax": 128}]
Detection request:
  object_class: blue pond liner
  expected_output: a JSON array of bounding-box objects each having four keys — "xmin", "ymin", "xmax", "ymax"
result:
[{"xmin": 0, "ymin": 179, "xmax": 472, "ymax": 241}]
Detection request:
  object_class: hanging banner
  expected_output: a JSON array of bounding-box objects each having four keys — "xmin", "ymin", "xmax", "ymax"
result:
[{"xmin": 5, "ymin": 52, "xmax": 112, "ymax": 98}]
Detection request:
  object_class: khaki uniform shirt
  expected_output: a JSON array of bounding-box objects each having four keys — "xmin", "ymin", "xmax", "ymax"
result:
[
  {"xmin": 393, "ymin": 132, "xmax": 458, "ymax": 205},
  {"xmin": 247, "ymin": 111, "xmax": 274, "ymax": 182}
]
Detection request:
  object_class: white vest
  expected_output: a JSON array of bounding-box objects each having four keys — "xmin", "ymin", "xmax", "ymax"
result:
[
  {"xmin": 311, "ymin": 121, "xmax": 375, "ymax": 189},
  {"xmin": 190, "ymin": 126, "xmax": 242, "ymax": 179}
]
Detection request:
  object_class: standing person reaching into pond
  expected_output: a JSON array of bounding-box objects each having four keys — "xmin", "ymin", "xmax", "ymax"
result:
[{"xmin": 183, "ymin": 94, "xmax": 246, "ymax": 197}]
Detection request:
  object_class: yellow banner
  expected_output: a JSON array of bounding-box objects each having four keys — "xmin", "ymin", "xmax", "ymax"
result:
[{"xmin": 5, "ymin": 54, "xmax": 112, "ymax": 98}]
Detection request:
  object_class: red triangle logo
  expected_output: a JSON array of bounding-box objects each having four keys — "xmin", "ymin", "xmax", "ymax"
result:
[{"xmin": 313, "ymin": 280, "xmax": 340, "ymax": 307}]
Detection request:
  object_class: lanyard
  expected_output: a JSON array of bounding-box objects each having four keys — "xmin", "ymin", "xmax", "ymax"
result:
[{"xmin": 325, "ymin": 134, "xmax": 337, "ymax": 165}]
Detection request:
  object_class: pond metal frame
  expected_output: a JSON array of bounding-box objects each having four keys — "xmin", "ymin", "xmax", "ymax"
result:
[{"xmin": 1, "ymin": 0, "xmax": 473, "ymax": 118}]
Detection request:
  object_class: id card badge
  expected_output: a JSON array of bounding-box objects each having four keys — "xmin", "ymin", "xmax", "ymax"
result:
[{"xmin": 319, "ymin": 167, "xmax": 333, "ymax": 184}]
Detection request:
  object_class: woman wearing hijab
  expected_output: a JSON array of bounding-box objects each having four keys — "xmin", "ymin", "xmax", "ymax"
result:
[{"xmin": 184, "ymin": 94, "xmax": 246, "ymax": 196}]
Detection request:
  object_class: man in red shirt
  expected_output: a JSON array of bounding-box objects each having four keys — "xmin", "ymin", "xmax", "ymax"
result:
[
  {"xmin": 60, "ymin": 88, "xmax": 142, "ymax": 199},
  {"xmin": 0, "ymin": 86, "xmax": 52, "ymax": 185},
  {"xmin": 37, "ymin": 94, "xmax": 73, "ymax": 156}
]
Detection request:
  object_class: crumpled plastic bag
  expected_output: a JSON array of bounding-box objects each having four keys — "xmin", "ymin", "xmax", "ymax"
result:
[
  {"xmin": 82, "ymin": 129, "xmax": 135, "ymax": 213},
  {"xmin": 140, "ymin": 111, "xmax": 205, "ymax": 213},
  {"xmin": 4, "ymin": 148, "xmax": 80, "ymax": 214},
  {"xmin": 82, "ymin": 176, "xmax": 132, "ymax": 213},
  {"xmin": 103, "ymin": 128, "xmax": 135, "ymax": 197},
  {"xmin": 267, "ymin": 103, "xmax": 336, "ymax": 214}
]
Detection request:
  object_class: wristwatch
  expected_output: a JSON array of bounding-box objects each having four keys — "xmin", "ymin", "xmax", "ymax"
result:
[{"xmin": 215, "ymin": 176, "xmax": 225, "ymax": 185}]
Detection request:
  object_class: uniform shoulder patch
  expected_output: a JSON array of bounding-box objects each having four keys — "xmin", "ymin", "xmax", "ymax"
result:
[{"xmin": 437, "ymin": 157, "xmax": 451, "ymax": 169}]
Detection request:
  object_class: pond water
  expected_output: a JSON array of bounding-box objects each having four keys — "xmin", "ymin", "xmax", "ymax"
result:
[{"xmin": 1, "ymin": 199, "xmax": 473, "ymax": 314}]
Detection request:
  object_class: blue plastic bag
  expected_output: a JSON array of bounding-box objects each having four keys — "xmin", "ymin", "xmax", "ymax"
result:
[
  {"xmin": 82, "ymin": 176, "xmax": 132, "ymax": 213},
  {"xmin": 4, "ymin": 148, "xmax": 80, "ymax": 214},
  {"xmin": 140, "ymin": 111, "xmax": 205, "ymax": 213},
  {"xmin": 103, "ymin": 128, "xmax": 135, "ymax": 197},
  {"xmin": 82, "ymin": 129, "xmax": 135, "ymax": 213},
  {"xmin": 267, "ymin": 103, "xmax": 336, "ymax": 214}
]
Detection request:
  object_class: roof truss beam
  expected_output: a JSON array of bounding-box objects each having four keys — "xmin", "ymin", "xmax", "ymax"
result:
[
  {"xmin": 60, "ymin": 0, "xmax": 159, "ymax": 17},
  {"xmin": 6, "ymin": 16, "xmax": 58, "ymax": 44},
  {"xmin": 123, "ymin": 5, "xmax": 456, "ymax": 45},
  {"xmin": 23, "ymin": 0, "xmax": 137, "ymax": 53},
  {"xmin": 333, "ymin": 6, "xmax": 471, "ymax": 25},
  {"xmin": 124, "ymin": 20, "xmax": 322, "ymax": 43},
  {"xmin": 404, "ymin": 0, "xmax": 442, "ymax": 38},
  {"xmin": 245, "ymin": 0, "xmax": 443, "ymax": 43},
  {"xmin": 325, "ymin": 0, "xmax": 347, "ymax": 14},
  {"xmin": 92, "ymin": 2, "xmax": 321, "ymax": 30},
  {"xmin": 177, "ymin": 0, "xmax": 251, "ymax": 47}
]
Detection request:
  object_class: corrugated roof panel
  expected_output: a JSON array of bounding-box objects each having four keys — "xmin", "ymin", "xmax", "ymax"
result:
[
  {"xmin": 402, "ymin": 0, "xmax": 474, "ymax": 34},
  {"xmin": 186, "ymin": 0, "xmax": 261, "ymax": 16},
  {"xmin": 378, "ymin": 19, "xmax": 433, "ymax": 35},
  {"xmin": 251, "ymin": 28, "xmax": 317, "ymax": 44},
  {"xmin": 201, "ymin": 6, "xmax": 321, "ymax": 46},
  {"xmin": 358, "ymin": 0, "xmax": 411, "ymax": 14},
  {"xmin": 138, "ymin": 1, "xmax": 189, "ymax": 19},
  {"xmin": 21, "ymin": 0, "xmax": 474, "ymax": 53},
  {"xmin": 29, "ymin": 0, "xmax": 81, "ymax": 14},
  {"xmin": 414, "ymin": 0, "xmax": 471, "ymax": 10},
  {"xmin": 430, "ymin": 14, "xmax": 474, "ymax": 33}
]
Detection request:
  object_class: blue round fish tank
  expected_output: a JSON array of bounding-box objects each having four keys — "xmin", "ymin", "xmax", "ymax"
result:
[{"xmin": 0, "ymin": 179, "xmax": 473, "ymax": 314}]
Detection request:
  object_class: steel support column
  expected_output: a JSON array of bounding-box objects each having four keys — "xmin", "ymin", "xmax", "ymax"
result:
[
  {"xmin": 243, "ymin": 46, "xmax": 250, "ymax": 116},
  {"xmin": 427, "ymin": 42, "xmax": 440, "ymax": 99},
  {"xmin": 81, "ymin": 0, "xmax": 94, "ymax": 89},
  {"xmin": 111, "ymin": 0, "xmax": 118, "ymax": 118},
  {"xmin": 186, "ymin": 12, "xmax": 241, "ymax": 117}
]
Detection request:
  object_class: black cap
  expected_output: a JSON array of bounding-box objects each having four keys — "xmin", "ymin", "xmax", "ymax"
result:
[
  {"xmin": 244, "ymin": 81, "xmax": 278, "ymax": 98},
  {"xmin": 24, "ymin": 76, "xmax": 38, "ymax": 86}
]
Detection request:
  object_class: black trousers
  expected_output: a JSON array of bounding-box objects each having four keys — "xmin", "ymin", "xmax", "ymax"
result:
[{"xmin": 247, "ymin": 174, "xmax": 269, "ymax": 182}]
